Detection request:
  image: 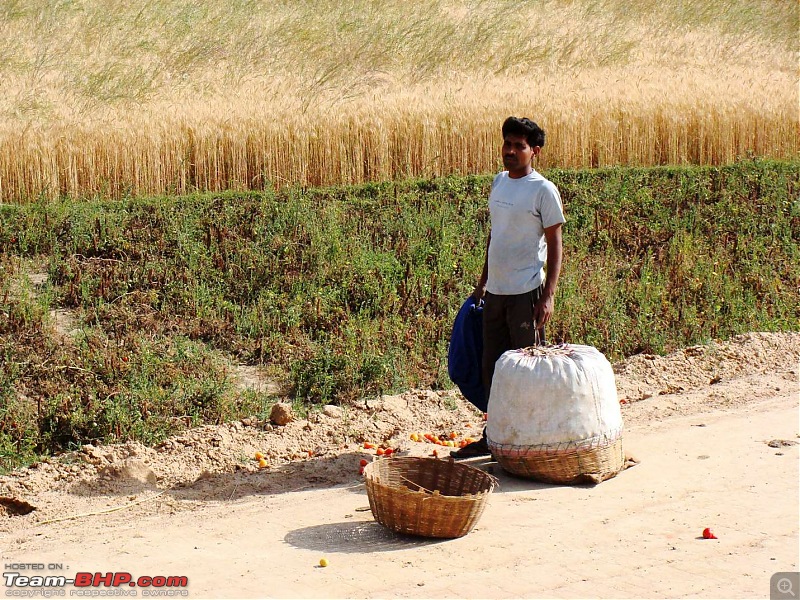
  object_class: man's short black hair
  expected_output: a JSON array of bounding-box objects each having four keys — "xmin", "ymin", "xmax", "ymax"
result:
[{"xmin": 502, "ymin": 117, "xmax": 545, "ymax": 148}]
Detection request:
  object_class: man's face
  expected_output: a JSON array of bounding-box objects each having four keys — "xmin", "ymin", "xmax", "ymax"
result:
[{"xmin": 502, "ymin": 134, "xmax": 539, "ymax": 173}]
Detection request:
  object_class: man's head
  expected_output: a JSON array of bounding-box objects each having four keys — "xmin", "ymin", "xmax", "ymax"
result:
[
  {"xmin": 501, "ymin": 117, "xmax": 545, "ymax": 176},
  {"xmin": 501, "ymin": 117, "xmax": 545, "ymax": 148}
]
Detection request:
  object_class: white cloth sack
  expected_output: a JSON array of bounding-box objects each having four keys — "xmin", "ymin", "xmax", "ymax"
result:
[{"xmin": 487, "ymin": 344, "xmax": 622, "ymax": 450}]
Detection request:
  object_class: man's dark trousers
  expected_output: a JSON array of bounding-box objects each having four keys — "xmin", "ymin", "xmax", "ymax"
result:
[{"xmin": 481, "ymin": 285, "xmax": 546, "ymax": 404}]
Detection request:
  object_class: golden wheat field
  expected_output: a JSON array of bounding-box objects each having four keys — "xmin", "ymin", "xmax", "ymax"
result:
[{"xmin": 0, "ymin": 0, "xmax": 797, "ymax": 201}]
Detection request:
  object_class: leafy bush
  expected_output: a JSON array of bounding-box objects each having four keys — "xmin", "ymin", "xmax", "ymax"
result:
[{"xmin": 1, "ymin": 160, "xmax": 797, "ymax": 469}]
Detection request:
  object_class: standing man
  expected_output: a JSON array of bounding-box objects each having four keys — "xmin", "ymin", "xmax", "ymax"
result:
[{"xmin": 453, "ymin": 117, "xmax": 565, "ymax": 458}]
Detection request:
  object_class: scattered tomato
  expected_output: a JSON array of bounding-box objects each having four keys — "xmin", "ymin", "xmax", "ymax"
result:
[
  {"xmin": 702, "ymin": 528, "xmax": 717, "ymax": 539},
  {"xmin": 376, "ymin": 447, "xmax": 385, "ymax": 456},
  {"xmin": 359, "ymin": 458, "xmax": 368, "ymax": 467},
  {"xmin": 254, "ymin": 451, "xmax": 264, "ymax": 460},
  {"xmin": 319, "ymin": 558, "xmax": 328, "ymax": 567},
  {"xmin": 359, "ymin": 466, "xmax": 365, "ymax": 475},
  {"xmin": 383, "ymin": 448, "xmax": 394, "ymax": 456},
  {"xmin": 363, "ymin": 442, "xmax": 375, "ymax": 449},
  {"xmin": 431, "ymin": 449, "xmax": 438, "ymax": 458},
  {"xmin": 258, "ymin": 458, "xmax": 268, "ymax": 469}
]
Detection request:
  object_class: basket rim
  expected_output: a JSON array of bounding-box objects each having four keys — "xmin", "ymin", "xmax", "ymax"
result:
[{"xmin": 363, "ymin": 456, "xmax": 498, "ymax": 496}]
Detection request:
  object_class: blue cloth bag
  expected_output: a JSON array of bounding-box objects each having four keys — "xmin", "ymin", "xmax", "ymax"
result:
[{"xmin": 447, "ymin": 296, "xmax": 487, "ymax": 413}]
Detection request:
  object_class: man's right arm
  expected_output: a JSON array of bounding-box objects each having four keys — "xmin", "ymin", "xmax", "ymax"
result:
[{"xmin": 473, "ymin": 231, "xmax": 490, "ymax": 302}]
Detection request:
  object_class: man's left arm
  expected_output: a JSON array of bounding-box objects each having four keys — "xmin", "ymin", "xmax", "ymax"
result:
[{"xmin": 533, "ymin": 222, "xmax": 563, "ymax": 328}]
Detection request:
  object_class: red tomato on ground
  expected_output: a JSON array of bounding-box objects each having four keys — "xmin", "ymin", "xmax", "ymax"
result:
[{"xmin": 702, "ymin": 528, "xmax": 717, "ymax": 539}]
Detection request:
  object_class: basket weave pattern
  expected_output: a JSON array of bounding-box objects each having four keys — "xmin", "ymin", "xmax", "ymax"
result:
[
  {"xmin": 364, "ymin": 457, "xmax": 496, "ymax": 539},
  {"xmin": 489, "ymin": 432, "xmax": 625, "ymax": 484}
]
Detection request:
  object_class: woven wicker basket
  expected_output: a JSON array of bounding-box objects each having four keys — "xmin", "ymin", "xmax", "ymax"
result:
[
  {"xmin": 363, "ymin": 456, "xmax": 496, "ymax": 539},
  {"xmin": 490, "ymin": 435, "xmax": 625, "ymax": 485}
]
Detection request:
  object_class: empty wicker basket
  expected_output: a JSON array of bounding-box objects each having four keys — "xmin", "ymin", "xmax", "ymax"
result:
[{"xmin": 363, "ymin": 456, "xmax": 496, "ymax": 539}]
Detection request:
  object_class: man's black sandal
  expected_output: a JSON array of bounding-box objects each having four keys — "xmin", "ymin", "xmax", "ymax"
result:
[{"xmin": 450, "ymin": 436, "xmax": 491, "ymax": 459}]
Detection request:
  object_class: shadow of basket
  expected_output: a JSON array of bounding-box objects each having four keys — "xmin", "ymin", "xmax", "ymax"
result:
[{"xmin": 284, "ymin": 521, "xmax": 447, "ymax": 553}]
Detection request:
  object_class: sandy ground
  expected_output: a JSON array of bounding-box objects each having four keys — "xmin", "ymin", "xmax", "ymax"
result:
[{"xmin": 1, "ymin": 332, "xmax": 798, "ymax": 599}]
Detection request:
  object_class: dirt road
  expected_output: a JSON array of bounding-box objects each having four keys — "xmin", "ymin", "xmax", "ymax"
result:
[{"xmin": 2, "ymin": 333, "xmax": 798, "ymax": 599}]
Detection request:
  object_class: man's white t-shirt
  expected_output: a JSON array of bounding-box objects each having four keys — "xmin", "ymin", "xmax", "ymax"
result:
[{"xmin": 486, "ymin": 170, "xmax": 566, "ymax": 295}]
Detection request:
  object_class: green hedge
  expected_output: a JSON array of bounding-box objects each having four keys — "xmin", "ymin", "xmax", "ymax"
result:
[{"xmin": 1, "ymin": 159, "xmax": 798, "ymax": 466}]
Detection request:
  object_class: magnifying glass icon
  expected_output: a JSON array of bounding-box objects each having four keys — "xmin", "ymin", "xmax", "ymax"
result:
[{"xmin": 778, "ymin": 578, "xmax": 796, "ymax": 597}]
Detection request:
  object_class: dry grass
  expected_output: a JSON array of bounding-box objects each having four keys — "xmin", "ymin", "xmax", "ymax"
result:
[{"xmin": 0, "ymin": 0, "xmax": 797, "ymax": 201}]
